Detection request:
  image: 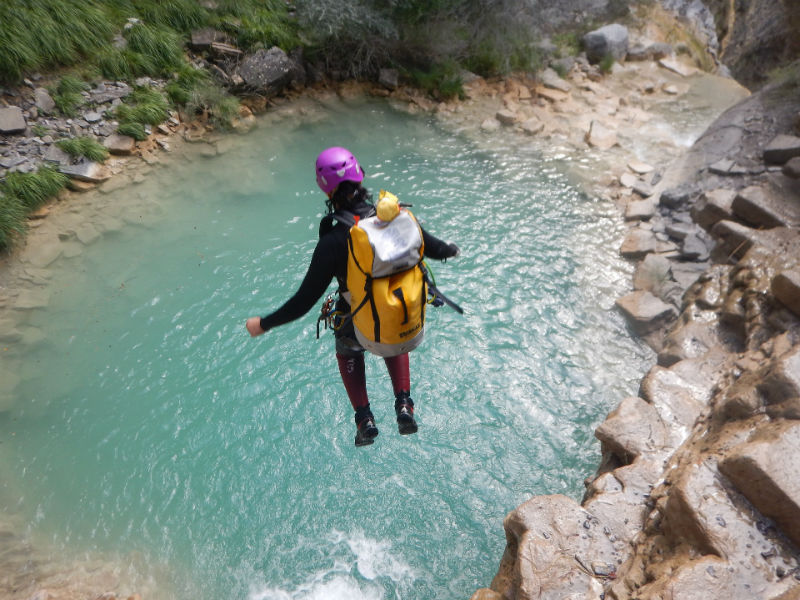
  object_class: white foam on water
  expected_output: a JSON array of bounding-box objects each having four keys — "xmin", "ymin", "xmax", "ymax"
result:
[{"xmin": 246, "ymin": 530, "xmax": 415, "ymax": 600}]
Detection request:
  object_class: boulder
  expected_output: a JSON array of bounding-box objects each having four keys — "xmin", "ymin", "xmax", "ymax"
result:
[
  {"xmin": 103, "ymin": 134, "xmax": 136, "ymax": 155},
  {"xmin": 615, "ymin": 290, "xmax": 677, "ymax": 335},
  {"xmin": 539, "ymin": 68, "xmax": 570, "ymax": 93},
  {"xmin": 585, "ymin": 120, "xmax": 617, "ymax": 149},
  {"xmin": 633, "ymin": 253, "xmax": 673, "ymax": 293},
  {"xmin": 60, "ymin": 161, "xmax": 112, "ymax": 183},
  {"xmin": 638, "ymin": 354, "xmax": 724, "ymax": 446},
  {"xmin": 595, "ymin": 396, "xmax": 669, "ymax": 462},
  {"xmin": 495, "ymin": 109, "xmax": 517, "ymax": 125},
  {"xmin": 659, "ymin": 183, "xmax": 698, "ymax": 210},
  {"xmin": 772, "ymin": 269, "xmax": 800, "ymax": 317},
  {"xmin": 237, "ymin": 47, "xmax": 292, "ymax": 96},
  {"xmin": 491, "ymin": 495, "xmax": 620, "ymax": 600},
  {"xmin": 680, "ymin": 232, "xmax": 710, "ymax": 261},
  {"xmin": 758, "ymin": 344, "xmax": 800, "ymax": 411},
  {"xmin": 190, "ymin": 28, "xmax": 224, "ymax": 51},
  {"xmin": 658, "ymin": 320, "xmax": 721, "ymax": 366},
  {"xmin": 710, "ymin": 220, "xmax": 758, "ymax": 260},
  {"xmin": 0, "ymin": 106, "xmax": 27, "ymax": 134},
  {"xmin": 620, "ymin": 227, "xmax": 657, "ymax": 258},
  {"xmin": 783, "ymin": 156, "xmax": 800, "ymax": 179},
  {"xmin": 625, "ymin": 198, "xmax": 656, "ymax": 221},
  {"xmin": 534, "ymin": 86, "xmax": 569, "ymax": 103},
  {"xmin": 583, "ymin": 459, "xmax": 663, "ymax": 545},
  {"xmin": 34, "ymin": 87, "xmax": 55, "ymax": 114},
  {"xmin": 627, "ymin": 159, "xmax": 654, "ymax": 175},
  {"xmin": 582, "ymin": 24, "xmax": 629, "ymax": 64},
  {"xmin": 520, "ymin": 117, "xmax": 544, "ymax": 135},
  {"xmin": 691, "ymin": 189, "xmax": 736, "ymax": 230},
  {"xmin": 763, "ymin": 134, "xmax": 800, "ymax": 164},
  {"xmin": 720, "ymin": 423, "xmax": 800, "ymax": 548},
  {"xmin": 378, "ymin": 68, "xmax": 399, "ymax": 90}
]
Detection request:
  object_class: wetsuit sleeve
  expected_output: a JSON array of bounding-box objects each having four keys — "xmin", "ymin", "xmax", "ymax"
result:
[
  {"xmin": 421, "ymin": 226, "xmax": 459, "ymax": 261},
  {"xmin": 259, "ymin": 236, "xmax": 337, "ymax": 331}
]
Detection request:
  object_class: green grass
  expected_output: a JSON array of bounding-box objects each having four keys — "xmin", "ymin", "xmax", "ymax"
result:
[
  {"xmin": 2, "ymin": 166, "xmax": 69, "ymax": 211},
  {"xmin": 31, "ymin": 123, "xmax": 50, "ymax": 137},
  {"xmin": 115, "ymin": 86, "xmax": 170, "ymax": 129},
  {"xmin": 0, "ymin": 192, "xmax": 27, "ymax": 252},
  {"xmin": 408, "ymin": 61, "xmax": 464, "ymax": 100},
  {"xmin": 124, "ymin": 21, "xmax": 185, "ymax": 76},
  {"xmin": 50, "ymin": 74, "xmax": 89, "ymax": 117},
  {"xmin": 165, "ymin": 64, "xmax": 211, "ymax": 105},
  {"xmin": 117, "ymin": 122, "xmax": 148, "ymax": 141},
  {"xmin": 599, "ymin": 54, "xmax": 615, "ymax": 74},
  {"xmin": 56, "ymin": 137, "xmax": 110, "ymax": 162},
  {"xmin": 186, "ymin": 83, "xmax": 241, "ymax": 128},
  {"xmin": 0, "ymin": 0, "xmax": 111, "ymax": 83}
]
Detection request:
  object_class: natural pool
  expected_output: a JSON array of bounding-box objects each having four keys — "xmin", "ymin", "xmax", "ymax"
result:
[{"xmin": 0, "ymin": 98, "xmax": 652, "ymax": 599}]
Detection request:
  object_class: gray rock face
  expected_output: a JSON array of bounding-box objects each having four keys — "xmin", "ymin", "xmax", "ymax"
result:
[
  {"xmin": 582, "ymin": 24, "xmax": 629, "ymax": 64},
  {"xmin": 0, "ymin": 106, "xmax": 27, "ymax": 134},
  {"xmin": 237, "ymin": 47, "xmax": 292, "ymax": 96}
]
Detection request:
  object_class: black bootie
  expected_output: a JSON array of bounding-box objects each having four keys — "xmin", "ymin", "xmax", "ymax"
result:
[
  {"xmin": 354, "ymin": 406, "xmax": 379, "ymax": 447},
  {"xmin": 394, "ymin": 391, "xmax": 418, "ymax": 435}
]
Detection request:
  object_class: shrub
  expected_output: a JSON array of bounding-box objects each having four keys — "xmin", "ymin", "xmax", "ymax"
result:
[
  {"xmin": 3, "ymin": 166, "xmax": 69, "ymax": 211},
  {"xmin": 51, "ymin": 75, "xmax": 89, "ymax": 117},
  {"xmin": 0, "ymin": 193, "xmax": 27, "ymax": 252},
  {"xmin": 56, "ymin": 137, "xmax": 110, "ymax": 162}
]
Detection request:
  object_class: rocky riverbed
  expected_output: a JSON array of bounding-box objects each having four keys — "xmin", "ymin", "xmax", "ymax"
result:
[{"xmin": 2, "ymin": 7, "xmax": 800, "ymax": 600}]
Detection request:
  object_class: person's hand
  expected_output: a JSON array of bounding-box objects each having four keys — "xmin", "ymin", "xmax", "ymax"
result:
[
  {"xmin": 447, "ymin": 243, "xmax": 460, "ymax": 258},
  {"xmin": 246, "ymin": 317, "xmax": 266, "ymax": 337}
]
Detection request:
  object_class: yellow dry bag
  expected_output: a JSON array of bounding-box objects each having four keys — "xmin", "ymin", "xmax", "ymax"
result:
[{"xmin": 345, "ymin": 191, "xmax": 426, "ymax": 357}]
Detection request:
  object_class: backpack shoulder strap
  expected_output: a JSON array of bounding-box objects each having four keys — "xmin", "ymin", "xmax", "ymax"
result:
[{"xmin": 319, "ymin": 210, "xmax": 357, "ymax": 238}]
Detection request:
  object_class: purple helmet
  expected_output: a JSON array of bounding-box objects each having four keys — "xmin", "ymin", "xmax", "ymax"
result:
[{"xmin": 315, "ymin": 146, "xmax": 364, "ymax": 196}]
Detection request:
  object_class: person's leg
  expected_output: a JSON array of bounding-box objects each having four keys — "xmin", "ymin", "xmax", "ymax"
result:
[
  {"xmin": 384, "ymin": 353, "xmax": 417, "ymax": 435},
  {"xmin": 336, "ymin": 334, "xmax": 378, "ymax": 446}
]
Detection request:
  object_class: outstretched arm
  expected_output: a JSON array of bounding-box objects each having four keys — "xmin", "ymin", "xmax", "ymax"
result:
[
  {"xmin": 246, "ymin": 238, "xmax": 337, "ymax": 337},
  {"xmin": 421, "ymin": 226, "xmax": 460, "ymax": 261}
]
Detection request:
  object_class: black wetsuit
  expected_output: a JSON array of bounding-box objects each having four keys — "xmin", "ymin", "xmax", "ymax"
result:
[{"xmin": 259, "ymin": 201, "xmax": 457, "ymax": 342}]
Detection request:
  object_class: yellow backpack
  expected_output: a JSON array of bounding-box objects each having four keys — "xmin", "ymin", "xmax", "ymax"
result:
[{"xmin": 344, "ymin": 191, "xmax": 427, "ymax": 357}]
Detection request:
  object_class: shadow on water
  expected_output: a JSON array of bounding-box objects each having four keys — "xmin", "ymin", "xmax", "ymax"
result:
[{"xmin": 0, "ymin": 97, "xmax": 652, "ymax": 599}]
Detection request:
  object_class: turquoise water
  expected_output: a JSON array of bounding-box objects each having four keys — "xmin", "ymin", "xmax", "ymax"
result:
[{"xmin": 0, "ymin": 99, "xmax": 651, "ymax": 599}]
